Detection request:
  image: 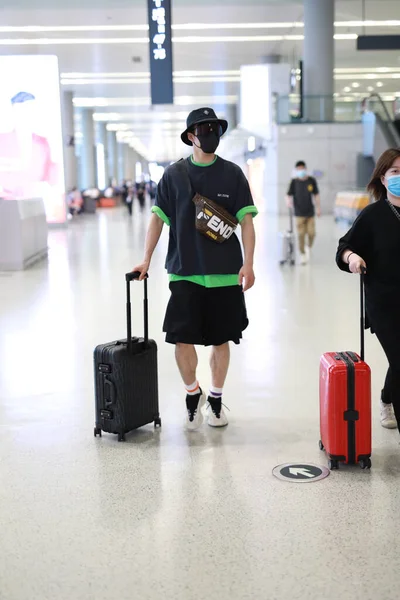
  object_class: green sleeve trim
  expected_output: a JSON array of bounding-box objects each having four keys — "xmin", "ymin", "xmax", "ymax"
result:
[
  {"xmin": 190, "ymin": 155, "xmax": 218, "ymax": 167},
  {"xmin": 151, "ymin": 205, "xmax": 170, "ymax": 226},
  {"xmin": 236, "ymin": 205, "xmax": 258, "ymax": 223},
  {"xmin": 169, "ymin": 274, "xmax": 239, "ymax": 288}
]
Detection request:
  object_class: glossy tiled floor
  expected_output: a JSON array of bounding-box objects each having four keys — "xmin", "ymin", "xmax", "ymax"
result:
[{"xmin": 1, "ymin": 203, "xmax": 400, "ymax": 600}]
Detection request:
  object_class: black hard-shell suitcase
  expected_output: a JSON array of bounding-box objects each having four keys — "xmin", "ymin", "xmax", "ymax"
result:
[{"xmin": 94, "ymin": 272, "xmax": 161, "ymax": 442}]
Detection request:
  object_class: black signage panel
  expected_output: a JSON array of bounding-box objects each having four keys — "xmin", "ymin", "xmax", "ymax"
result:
[
  {"xmin": 357, "ymin": 35, "xmax": 400, "ymax": 51},
  {"xmin": 147, "ymin": 0, "xmax": 174, "ymax": 105}
]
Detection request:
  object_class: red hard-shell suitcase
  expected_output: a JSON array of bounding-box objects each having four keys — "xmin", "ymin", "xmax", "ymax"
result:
[
  {"xmin": 319, "ymin": 270, "xmax": 372, "ymax": 470},
  {"xmin": 93, "ymin": 272, "xmax": 161, "ymax": 442}
]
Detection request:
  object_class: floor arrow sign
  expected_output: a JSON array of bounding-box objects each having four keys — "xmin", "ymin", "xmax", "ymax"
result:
[{"xmin": 273, "ymin": 463, "xmax": 330, "ymax": 483}]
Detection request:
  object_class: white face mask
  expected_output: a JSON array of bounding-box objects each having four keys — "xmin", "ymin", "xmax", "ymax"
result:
[{"xmin": 292, "ymin": 168, "xmax": 307, "ymax": 179}]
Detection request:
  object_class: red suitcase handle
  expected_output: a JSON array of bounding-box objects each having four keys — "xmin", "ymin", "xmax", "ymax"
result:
[{"xmin": 360, "ymin": 267, "xmax": 366, "ymax": 362}]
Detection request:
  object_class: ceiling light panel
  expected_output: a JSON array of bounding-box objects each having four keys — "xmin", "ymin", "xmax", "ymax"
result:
[
  {"xmin": 94, "ymin": 111, "xmax": 189, "ymax": 121},
  {"xmin": 61, "ymin": 70, "xmax": 241, "ymax": 79},
  {"xmin": 335, "ymin": 73, "xmax": 400, "ymax": 80},
  {"xmin": 107, "ymin": 122, "xmax": 185, "ymax": 131},
  {"xmin": 0, "ymin": 21, "xmax": 399, "ymax": 34},
  {"xmin": 0, "ymin": 34, "xmax": 359, "ymax": 46},
  {"xmin": 64, "ymin": 69, "xmax": 400, "ymax": 83},
  {"xmin": 74, "ymin": 95, "xmax": 238, "ymax": 108},
  {"xmin": 61, "ymin": 76, "xmax": 240, "ymax": 85}
]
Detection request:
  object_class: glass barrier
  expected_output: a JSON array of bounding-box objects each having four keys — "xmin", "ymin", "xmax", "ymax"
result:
[{"xmin": 276, "ymin": 95, "xmax": 394, "ymax": 125}]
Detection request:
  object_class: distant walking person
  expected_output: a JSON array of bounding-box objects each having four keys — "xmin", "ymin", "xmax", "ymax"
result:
[
  {"xmin": 286, "ymin": 160, "xmax": 321, "ymax": 265},
  {"xmin": 136, "ymin": 181, "xmax": 146, "ymax": 211}
]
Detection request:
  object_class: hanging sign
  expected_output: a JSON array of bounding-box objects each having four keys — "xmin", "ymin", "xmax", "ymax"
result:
[{"xmin": 147, "ymin": 0, "xmax": 174, "ymax": 105}]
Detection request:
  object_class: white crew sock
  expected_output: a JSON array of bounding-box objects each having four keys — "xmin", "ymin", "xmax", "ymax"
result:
[
  {"xmin": 209, "ymin": 386, "xmax": 223, "ymax": 401},
  {"xmin": 185, "ymin": 380, "xmax": 200, "ymax": 396}
]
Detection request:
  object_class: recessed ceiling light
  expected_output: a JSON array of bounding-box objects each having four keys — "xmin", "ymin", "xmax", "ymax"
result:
[
  {"xmin": 376, "ymin": 82, "xmax": 384, "ymax": 87},
  {"xmin": 343, "ymin": 86, "xmax": 351, "ymax": 92},
  {"xmin": 367, "ymin": 86, "xmax": 374, "ymax": 92},
  {"xmin": 351, "ymin": 82, "xmax": 360, "ymax": 88}
]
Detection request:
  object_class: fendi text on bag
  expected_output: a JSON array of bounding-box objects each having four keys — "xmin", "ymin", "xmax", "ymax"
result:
[{"xmin": 192, "ymin": 193, "xmax": 238, "ymax": 244}]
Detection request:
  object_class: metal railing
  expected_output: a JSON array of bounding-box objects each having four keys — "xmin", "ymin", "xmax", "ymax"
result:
[
  {"xmin": 276, "ymin": 94, "xmax": 396, "ymax": 125},
  {"xmin": 368, "ymin": 93, "xmax": 400, "ymax": 147}
]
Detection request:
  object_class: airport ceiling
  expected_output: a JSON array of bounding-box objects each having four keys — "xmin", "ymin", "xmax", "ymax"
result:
[{"xmin": 1, "ymin": 0, "xmax": 400, "ymax": 161}]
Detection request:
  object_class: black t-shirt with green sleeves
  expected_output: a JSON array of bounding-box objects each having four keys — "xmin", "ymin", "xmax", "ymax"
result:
[
  {"xmin": 287, "ymin": 176, "xmax": 319, "ymax": 217},
  {"xmin": 153, "ymin": 156, "xmax": 257, "ymax": 276}
]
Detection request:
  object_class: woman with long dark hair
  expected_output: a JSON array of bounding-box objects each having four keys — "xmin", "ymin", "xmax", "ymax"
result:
[{"xmin": 336, "ymin": 148, "xmax": 400, "ymax": 433}]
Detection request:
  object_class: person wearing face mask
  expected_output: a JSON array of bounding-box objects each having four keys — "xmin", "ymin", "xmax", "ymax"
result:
[
  {"xmin": 286, "ymin": 160, "xmax": 321, "ymax": 265},
  {"xmin": 132, "ymin": 107, "xmax": 257, "ymax": 431},
  {"xmin": 336, "ymin": 148, "xmax": 400, "ymax": 433}
]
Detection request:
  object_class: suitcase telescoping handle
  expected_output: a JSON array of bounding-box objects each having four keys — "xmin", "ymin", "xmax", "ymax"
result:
[
  {"xmin": 289, "ymin": 206, "xmax": 294, "ymax": 234},
  {"xmin": 125, "ymin": 271, "xmax": 149, "ymax": 350},
  {"xmin": 360, "ymin": 267, "xmax": 366, "ymax": 362}
]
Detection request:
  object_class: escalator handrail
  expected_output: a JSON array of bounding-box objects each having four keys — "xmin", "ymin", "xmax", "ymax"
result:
[
  {"xmin": 369, "ymin": 92, "xmax": 394, "ymax": 123},
  {"xmin": 369, "ymin": 92, "xmax": 400, "ymax": 147}
]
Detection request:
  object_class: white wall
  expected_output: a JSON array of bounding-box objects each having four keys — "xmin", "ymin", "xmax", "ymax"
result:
[
  {"xmin": 218, "ymin": 129, "xmax": 248, "ymax": 172},
  {"xmin": 217, "ymin": 123, "xmax": 366, "ymax": 216},
  {"xmin": 240, "ymin": 64, "xmax": 290, "ymax": 141},
  {"xmin": 263, "ymin": 123, "xmax": 364, "ymax": 215},
  {"xmin": 261, "ymin": 124, "xmax": 279, "ymax": 214}
]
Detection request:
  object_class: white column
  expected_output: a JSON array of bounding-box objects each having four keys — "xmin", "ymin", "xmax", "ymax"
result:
[
  {"xmin": 107, "ymin": 130, "xmax": 118, "ymax": 184},
  {"xmin": 62, "ymin": 91, "xmax": 77, "ymax": 192},
  {"xmin": 123, "ymin": 145, "xmax": 132, "ymax": 180},
  {"xmin": 117, "ymin": 141, "xmax": 125, "ymax": 184},
  {"xmin": 95, "ymin": 122, "xmax": 108, "ymax": 190},
  {"xmin": 303, "ymin": 0, "xmax": 334, "ymax": 121},
  {"xmin": 78, "ymin": 109, "xmax": 96, "ymax": 189}
]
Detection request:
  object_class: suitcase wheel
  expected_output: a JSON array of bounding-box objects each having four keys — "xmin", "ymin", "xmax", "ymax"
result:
[
  {"xmin": 328, "ymin": 459, "xmax": 339, "ymax": 471},
  {"xmin": 360, "ymin": 458, "xmax": 372, "ymax": 470},
  {"xmin": 154, "ymin": 417, "xmax": 162, "ymax": 428},
  {"xmin": 118, "ymin": 433, "xmax": 126, "ymax": 442},
  {"xmin": 94, "ymin": 427, "xmax": 102, "ymax": 438},
  {"xmin": 290, "ymin": 260, "xmax": 295, "ymax": 266},
  {"xmin": 319, "ymin": 440, "xmax": 324, "ymax": 451},
  {"xmin": 279, "ymin": 261, "xmax": 285, "ymax": 266}
]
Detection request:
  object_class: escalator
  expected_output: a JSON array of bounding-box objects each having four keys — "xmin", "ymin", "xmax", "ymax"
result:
[
  {"xmin": 356, "ymin": 93, "xmax": 400, "ymax": 187},
  {"xmin": 369, "ymin": 92, "xmax": 400, "ymax": 148}
]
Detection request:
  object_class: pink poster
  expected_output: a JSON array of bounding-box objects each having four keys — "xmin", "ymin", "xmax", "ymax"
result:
[{"xmin": 0, "ymin": 55, "xmax": 66, "ymax": 224}]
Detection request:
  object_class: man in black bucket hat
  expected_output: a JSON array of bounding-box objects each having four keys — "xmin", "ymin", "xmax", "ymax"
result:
[
  {"xmin": 133, "ymin": 107, "xmax": 257, "ymax": 431},
  {"xmin": 180, "ymin": 107, "xmax": 228, "ymax": 146}
]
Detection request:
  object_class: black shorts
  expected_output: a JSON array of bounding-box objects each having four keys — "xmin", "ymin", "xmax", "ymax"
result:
[{"xmin": 163, "ymin": 281, "xmax": 249, "ymax": 346}]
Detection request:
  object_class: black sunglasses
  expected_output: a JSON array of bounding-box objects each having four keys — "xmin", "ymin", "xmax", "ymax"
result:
[{"xmin": 191, "ymin": 122, "xmax": 223, "ymax": 137}]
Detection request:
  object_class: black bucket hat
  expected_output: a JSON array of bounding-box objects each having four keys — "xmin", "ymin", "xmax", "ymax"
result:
[{"xmin": 181, "ymin": 107, "xmax": 228, "ymax": 146}]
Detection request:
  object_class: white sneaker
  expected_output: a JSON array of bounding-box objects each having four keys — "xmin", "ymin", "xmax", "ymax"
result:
[
  {"xmin": 380, "ymin": 399, "xmax": 397, "ymax": 429},
  {"xmin": 306, "ymin": 246, "xmax": 311, "ymax": 262},
  {"xmin": 207, "ymin": 397, "xmax": 229, "ymax": 428},
  {"xmin": 186, "ymin": 389, "xmax": 205, "ymax": 431},
  {"xmin": 300, "ymin": 253, "xmax": 308, "ymax": 265}
]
